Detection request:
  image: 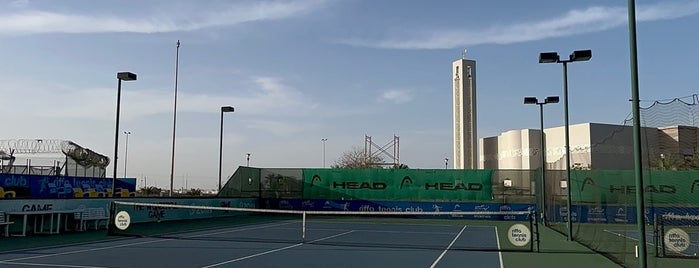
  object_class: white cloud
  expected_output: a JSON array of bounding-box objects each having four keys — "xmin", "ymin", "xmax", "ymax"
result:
[
  {"xmin": 0, "ymin": 75, "xmax": 316, "ymax": 121},
  {"xmin": 380, "ymin": 89, "xmax": 414, "ymax": 104},
  {"xmin": 337, "ymin": 1, "xmax": 699, "ymax": 49},
  {"xmin": 0, "ymin": 0, "xmax": 327, "ymax": 34}
]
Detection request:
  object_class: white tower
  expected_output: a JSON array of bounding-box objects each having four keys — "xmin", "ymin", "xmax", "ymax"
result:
[{"xmin": 453, "ymin": 50, "xmax": 477, "ymax": 169}]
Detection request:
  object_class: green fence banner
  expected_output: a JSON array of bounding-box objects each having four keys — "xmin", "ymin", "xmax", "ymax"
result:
[
  {"xmin": 302, "ymin": 169, "xmax": 493, "ymax": 201},
  {"xmin": 570, "ymin": 170, "xmax": 699, "ymax": 205}
]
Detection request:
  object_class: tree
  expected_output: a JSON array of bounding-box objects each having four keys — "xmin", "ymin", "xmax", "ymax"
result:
[
  {"xmin": 393, "ymin": 163, "xmax": 410, "ymax": 169},
  {"xmin": 648, "ymin": 152, "xmax": 699, "ymax": 170},
  {"xmin": 138, "ymin": 186, "xmax": 162, "ymax": 196},
  {"xmin": 185, "ymin": 188, "xmax": 203, "ymax": 196},
  {"xmin": 332, "ymin": 146, "xmax": 386, "ymax": 168},
  {"xmin": 682, "ymin": 151, "xmax": 699, "ymax": 170}
]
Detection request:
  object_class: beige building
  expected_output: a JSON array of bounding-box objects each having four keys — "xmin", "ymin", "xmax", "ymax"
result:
[
  {"xmin": 479, "ymin": 122, "xmax": 696, "ymax": 170},
  {"xmin": 452, "ymin": 57, "xmax": 477, "ymax": 169}
]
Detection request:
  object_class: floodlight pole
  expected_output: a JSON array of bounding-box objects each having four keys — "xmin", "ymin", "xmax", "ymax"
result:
[
  {"xmin": 524, "ymin": 96, "xmax": 558, "ymax": 225},
  {"xmin": 123, "ymin": 131, "xmax": 131, "ymax": 178},
  {"xmin": 562, "ymin": 61, "xmax": 573, "ymax": 240},
  {"xmin": 112, "ymin": 72, "xmax": 136, "ymax": 197},
  {"xmin": 169, "ymin": 40, "xmax": 180, "ymax": 197},
  {"xmin": 112, "ymin": 78, "xmax": 123, "ymax": 196},
  {"xmin": 628, "ymin": 0, "xmax": 647, "ymax": 266},
  {"xmin": 538, "ymin": 102, "xmax": 546, "ymax": 224},
  {"xmin": 321, "ymin": 138, "xmax": 327, "ymax": 168},
  {"xmin": 218, "ymin": 106, "xmax": 234, "ymax": 192},
  {"xmin": 540, "ymin": 49, "xmax": 591, "ymax": 241}
]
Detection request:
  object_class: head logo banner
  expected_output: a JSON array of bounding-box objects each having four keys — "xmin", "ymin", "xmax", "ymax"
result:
[
  {"xmin": 570, "ymin": 170, "xmax": 699, "ymax": 204},
  {"xmin": 302, "ymin": 169, "xmax": 493, "ymax": 201}
]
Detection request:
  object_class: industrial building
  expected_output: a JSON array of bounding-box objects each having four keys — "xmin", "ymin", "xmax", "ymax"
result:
[{"xmin": 479, "ymin": 123, "xmax": 698, "ymax": 170}]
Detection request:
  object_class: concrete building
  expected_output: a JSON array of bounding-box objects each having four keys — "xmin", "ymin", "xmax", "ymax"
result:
[
  {"xmin": 479, "ymin": 122, "xmax": 695, "ymax": 170},
  {"xmin": 452, "ymin": 55, "xmax": 477, "ymax": 169}
]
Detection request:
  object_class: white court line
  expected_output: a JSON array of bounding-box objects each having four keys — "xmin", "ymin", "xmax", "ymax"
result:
[
  {"xmin": 276, "ymin": 226, "xmax": 458, "ymax": 235},
  {"xmin": 1, "ymin": 221, "xmax": 295, "ymax": 263},
  {"xmin": 0, "ymin": 261, "xmax": 108, "ymax": 268},
  {"xmin": 603, "ymin": 229, "xmax": 698, "ymax": 257},
  {"xmin": 303, "ymin": 219, "xmax": 498, "ymax": 229},
  {"xmin": 495, "ymin": 226, "xmax": 504, "ymax": 268},
  {"xmin": 201, "ymin": 230, "xmax": 355, "ymax": 268},
  {"xmin": 429, "ymin": 225, "xmax": 467, "ymax": 268},
  {"xmin": 602, "ymin": 229, "xmax": 657, "ymax": 246}
]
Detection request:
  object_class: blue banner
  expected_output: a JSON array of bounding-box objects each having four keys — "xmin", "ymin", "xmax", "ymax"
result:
[
  {"xmin": 262, "ymin": 199, "xmax": 535, "ymax": 221},
  {"xmin": 550, "ymin": 204, "xmax": 699, "ymax": 224},
  {"xmin": 0, "ymin": 174, "xmax": 136, "ymax": 198}
]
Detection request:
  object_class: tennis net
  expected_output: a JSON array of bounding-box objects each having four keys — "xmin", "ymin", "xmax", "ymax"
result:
[{"xmin": 108, "ymin": 201, "xmax": 539, "ymax": 252}]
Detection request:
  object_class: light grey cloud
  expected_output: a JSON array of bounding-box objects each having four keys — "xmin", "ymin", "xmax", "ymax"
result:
[
  {"xmin": 8, "ymin": 0, "xmax": 29, "ymax": 9},
  {"xmin": 379, "ymin": 89, "xmax": 414, "ymax": 104},
  {"xmin": 337, "ymin": 1, "xmax": 699, "ymax": 49},
  {"xmin": 0, "ymin": 0, "xmax": 327, "ymax": 34}
]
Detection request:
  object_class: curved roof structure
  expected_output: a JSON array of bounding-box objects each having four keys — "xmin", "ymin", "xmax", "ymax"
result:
[{"xmin": 0, "ymin": 139, "xmax": 109, "ymax": 168}]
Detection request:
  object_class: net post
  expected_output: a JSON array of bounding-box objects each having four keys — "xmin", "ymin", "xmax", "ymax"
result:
[
  {"xmin": 302, "ymin": 211, "xmax": 306, "ymax": 242},
  {"xmin": 653, "ymin": 213, "xmax": 658, "ymax": 257},
  {"xmin": 527, "ymin": 211, "xmax": 539, "ymax": 252},
  {"xmin": 533, "ymin": 211, "xmax": 540, "ymax": 252},
  {"xmin": 659, "ymin": 214, "xmax": 665, "ymax": 257},
  {"xmin": 107, "ymin": 201, "xmax": 116, "ymax": 236}
]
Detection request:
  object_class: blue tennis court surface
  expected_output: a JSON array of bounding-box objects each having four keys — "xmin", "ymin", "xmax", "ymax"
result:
[{"xmin": 0, "ymin": 220, "xmax": 507, "ymax": 268}]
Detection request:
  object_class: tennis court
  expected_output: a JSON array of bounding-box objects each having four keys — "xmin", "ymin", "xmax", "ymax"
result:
[{"xmin": 1, "ymin": 218, "xmax": 518, "ymax": 268}]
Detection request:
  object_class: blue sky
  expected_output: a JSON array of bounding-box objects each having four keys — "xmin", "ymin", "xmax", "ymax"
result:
[{"xmin": 1, "ymin": 0, "xmax": 697, "ymax": 189}]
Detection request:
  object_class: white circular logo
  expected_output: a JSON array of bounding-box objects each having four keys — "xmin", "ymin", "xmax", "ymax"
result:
[
  {"xmin": 114, "ymin": 211, "xmax": 131, "ymax": 230},
  {"xmin": 507, "ymin": 223, "xmax": 531, "ymax": 247},
  {"xmin": 664, "ymin": 228, "xmax": 690, "ymax": 253}
]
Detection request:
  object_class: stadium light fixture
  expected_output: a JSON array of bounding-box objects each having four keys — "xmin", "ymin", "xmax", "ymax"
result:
[
  {"xmin": 523, "ymin": 97, "xmax": 537, "ymax": 104},
  {"xmin": 545, "ymin": 96, "xmax": 559, "ymax": 104},
  {"xmin": 538, "ymin": 52, "xmax": 560, "ymax": 63},
  {"xmin": 524, "ymin": 95, "xmax": 559, "ymax": 225},
  {"xmin": 539, "ymin": 49, "xmax": 592, "ymax": 241},
  {"xmin": 218, "ymin": 106, "xmax": 235, "ymax": 192},
  {"xmin": 113, "ymin": 72, "xmax": 137, "ymax": 196},
  {"xmin": 503, "ymin": 178, "xmax": 513, "ymax": 188}
]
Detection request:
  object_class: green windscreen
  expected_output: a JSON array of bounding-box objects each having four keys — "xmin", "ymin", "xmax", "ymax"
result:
[{"xmin": 302, "ymin": 169, "xmax": 493, "ymax": 201}]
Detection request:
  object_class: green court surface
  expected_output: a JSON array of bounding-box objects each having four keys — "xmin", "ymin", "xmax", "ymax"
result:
[{"xmin": 503, "ymin": 226, "xmax": 620, "ymax": 268}]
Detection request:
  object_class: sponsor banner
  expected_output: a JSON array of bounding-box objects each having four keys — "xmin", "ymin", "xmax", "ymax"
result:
[
  {"xmin": 0, "ymin": 174, "xmax": 136, "ymax": 198},
  {"xmin": 263, "ymin": 199, "xmax": 534, "ymax": 221},
  {"xmin": 551, "ymin": 204, "xmax": 640, "ymax": 224},
  {"xmin": 570, "ymin": 170, "xmax": 699, "ymax": 204},
  {"xmin": 655, "ymin": 207, "xmax": 699, "ymax": 226},
  {"xmin": 0, "ymin": 198, "xmax": 256, "ymax": 216},
  {"xmin": 302, "ymin": 169, "xmax": 493, "ymax": 201},
  {"xmin": 120, "ymin": 198, "xmax": 258, "ymax": 224},
  {"xmin": 550, "ymin": 204, "xmax": 699, "ymax": 224}
]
